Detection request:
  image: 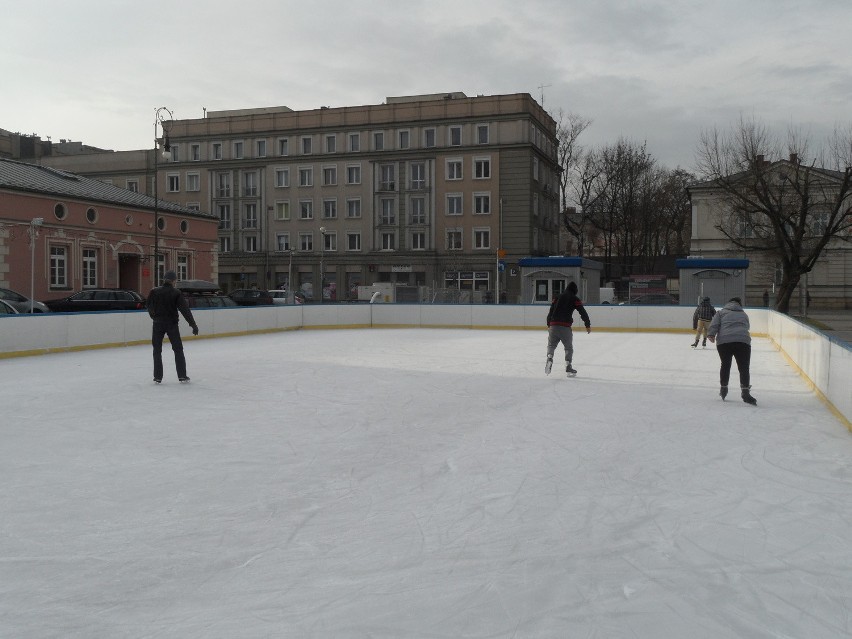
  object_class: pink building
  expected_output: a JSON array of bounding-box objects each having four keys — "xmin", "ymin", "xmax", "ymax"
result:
[{"xmin": 0, "ymin": 159, "xmax": 218, "ymax": 302}]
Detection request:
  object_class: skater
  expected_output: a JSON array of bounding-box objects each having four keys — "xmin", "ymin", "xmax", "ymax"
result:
[
  {"xmin": 691, "ymin": 296, "xmax": 716, "ymax": 348},
  {"xmin": 146, "ymin": 271, "xmax": 199, "ymax": 383},
  {"xmin": 707, "ymin": 297, "xmax": 756, "ymax": 404},
  {"xmin": 545, "ymin": 281, "xmax": 591, "ymax": 376}
]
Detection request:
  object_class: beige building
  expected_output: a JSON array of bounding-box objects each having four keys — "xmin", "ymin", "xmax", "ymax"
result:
[{"xmin": 36, "ymin": 92, "xmax": 561, "ymax": 302}]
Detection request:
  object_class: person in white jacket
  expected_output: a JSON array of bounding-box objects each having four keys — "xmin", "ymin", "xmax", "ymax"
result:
[{"xmin": 707, "ymin": 297, "xmax": 756, "ymax": 404}]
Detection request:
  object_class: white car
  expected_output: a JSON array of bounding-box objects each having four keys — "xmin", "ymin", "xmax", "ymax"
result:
[{"xmin": 268, "ymin": 290, "xmax": 289, "ymax": 305}]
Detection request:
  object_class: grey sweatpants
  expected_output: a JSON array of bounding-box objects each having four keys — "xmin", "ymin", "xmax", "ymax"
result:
[{"xmin": 547, "ymin": 325, "xmax": 574, "ymax": 363}]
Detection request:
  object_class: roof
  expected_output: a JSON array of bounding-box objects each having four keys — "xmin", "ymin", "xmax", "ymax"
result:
[
  {"xmin": 688, "ymin": 159, "xmax": 847, "ymax": 192},
  {"xmin": 0, "ymin": 158, "xmax": 209, "ymax": 217},
  {"xmin": 676, "ymin": 258, "xmax": 749, "ymax": 269},
  {"xmin": 518, "ymin": 256, "xmax": 604, "ymax": 269}
]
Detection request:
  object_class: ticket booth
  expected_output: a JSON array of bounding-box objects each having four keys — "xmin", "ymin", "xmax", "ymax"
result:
[
  {"xmin": 676, "ymin": 258, "xmax": 749, "ymax": 306},
  {"xmin": 518, "ymin": 257, "xmax": 604, "ymax": 304}
]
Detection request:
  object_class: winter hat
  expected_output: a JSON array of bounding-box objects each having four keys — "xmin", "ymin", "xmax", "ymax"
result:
[
  {"xmin": 567, "ymin": 281, "xmax": 578, "ymax": 294},
  {"xmin": 729, "ymin": 296, "xmax": 742, "ymax": 304},
  {"xmin": 163, "ymin": 271, "xmax": 177, "ymax": 282},
  {"xmin": 703, "ymin": 296, "xmax": 711, "ymax": 302}
]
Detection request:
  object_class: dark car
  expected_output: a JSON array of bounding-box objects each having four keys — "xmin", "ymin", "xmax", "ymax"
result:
[
  {"xmin": 43, "ymin": 289, "xmax": 146, "ymax": 312},
  {"xmin": 176, "ymin": 280, "xmax": 239, "ymax": 309},
  {"xmin": 0, "ymin": 299, "xmax": 19, "ymax": 315},
  {"xmin": 229, "ymin": 288, "xmax": 274, "ymax": 306},
  {"xmin": 621, "ymin": 293, "xmax": 679, "ymax": 305},
  {"xmin": 0, "ymin": 287, "xmax": 50, "ymax": 313}
]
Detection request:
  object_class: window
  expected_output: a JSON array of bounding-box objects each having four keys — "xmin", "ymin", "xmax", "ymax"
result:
[
  {"xmin": 82, "ymin": 248, "xmax": 97, "ymax": 288},
  {"xmin": 325, "ymin": 135, "xmax": 336, "ymax": 153},
  {"xmin": 217, "ymin": 204, "xmax": 231, "ymax": 229},
  {"xmin": 476, "ymin": 124, "xmax": 489, "ymax": 144},
  {"xmin": 349, "ymin": 133, "xmax": 360, "ymax": 152},
  {"xmin": 186, "ymin": 173, "xmax": 200, "ymax": 192},
  {"xmin": 126, "ymin": 179, "xmax": 138, "ymax": 192},
  {"xmin": 243, "ymin": 203, "xmax": 258, "ymax": 229},
  {"xmin": 275, "ymin": 168, "xmax": 290, "ymax": 188},
  {"xmin": 380, "ymin": 164, "xmax": 395, "ymax": 190},
  {"xmin": 177, "ymin": 255, "xmax": 189, "ymax": 281},
  {"xmin": 245, "ymin": 236, "xmax": 258, "ymax": 252},
  {"xmin": 274, "ymin": 201, "xmax": 290, "ymax": 221},
  {"xmin": 216, "ymin": 173, "xmax": 231, "ymax": 197},
  {"xmin": 410, "ymin": 162, "xmax": 426, "ymax": 189},
  {"xmin": 299, "ymin": 232, "xmax": 313, "ymax": 251},
  {"xmin": 187, "ymin": 203, "xmax": 200, "ymax": 212},
  {"xmin": 278, "ymin": 138, "xmax": 289, "ymax": 156},
  {"xmin": 381, "ymin": 232, "xmax": 395, "ymax": 250},
  {"xmin": 474, "ymin": 158, "xmax": 491, "ymax": 179},
  {"xmin": 323, "ymin": 231, "xmax": 337, "ymax": 252},
  {"xmin": 323, "ymin": 166, "xmax": 337, "ymax": 186},
  {"xmin": 411, "ymin": 231, "xmax": 426, "ymax": 250},
  {"xmin": 167, "ymin": 174, "xmax": 180, "ymax": 192},
  {"xmin": 398, "ymin": 130, "xmax": 410, "ymax": 149},
  {"xmin": 299, "ymin": 167, "xmax": 313, "ymax": 187},
  {"xmin": 810, "ymin": 211, "xmax": 829, "ymax": 235},
  {"xmin": 347, "ymin": 198, "xmax": 362, "ymax": 218},
  {"xmin": 300, "ymin": 200, "xmax": 313, "ymax": 220},
  {"xmin": 54, "ymin": 203, "xmax": 67, "ymax": 220},
  {"xmin": 380, "ymin": 199, "xmax": 395, "ymax": 225},
  {"xmin": 168, "ymin": 145, "xmax": 180, "ymax": 162},
  {"xmin": 276, "ymin": 233, "xmax": 290, "ymax": 251},
  {"xmin": 191, "ymin": 144, "xmax": 201, "ymax": 161},
  {"xmin": 212, "ymin": 142, "xmax": 223, "ymax": 160},
  {"xmin": 373, "ymin": 131, "xmax": 384, "ymax": 150},
  {"xmin": 346, "ymin": 165, "xmax": 361, "ymax": 185},
  {"xmin": 256, "ymin": 140, "xmax": 267, "ymax": 157},
  {"xmin": 737, "ymin": 214, "xmax": 755, "ymax": 238},
  {"xmin": 50, "ymin": 245, "xmax": 68, "ymax": 287},
  {"xmin": 446, "ymin": 229, "xmax": 462, "ymax": 250},
  {"xmin": 410, "ymin": 197, "xmax": 426, "ymax": 224},
  {"xmin": 323, "ymin": 199, "xmax": 337, "ymax": 219},
  {"xmin": 233, "ymin": 141, "xmax": 244, "ymax": 159},
  {"xmin": 474, "ymin": 228, "xmax": 491, "ymax": 249},
  {"xmin": 533, "ymin": 156, "xmax": 540, "ymax": 181},
  {"xmin": 301, "ymin": 136, "xmax": 312, "ymax": 154},
  {"xmin": 346, "ymin": 232, "xmax": 361, "ymax": 251},
  {"xmin": 447, "ymin": 194, "xmax": 463, "ymax": 215},
  {"xmin": 243, "ymin": 172, "xmax": 258, "ymax": 196},
  {"xmin": 447, "ymin": 159, "xmax": 462, "ymax": 180},
  {"xmin": 86, "ymin": 208, "xmax": 97, "ymax": 224},
  {"xmin": 474, "ymin": 193, "xmax": 491, "ymax": 214},
  {"xmin": 449, "ymin": 126, "xmax": 462, "ymax": 146},
  {"xmin": 220, "ymin": 236, "xmax": 231, "ymax": 253},
  {"xmin": 424, "ymin": 128, "xmax": 436, "ymax": 148},
  {"xmin": 180, "ymin": 220, "xmax": 189, "ymax": 233}
]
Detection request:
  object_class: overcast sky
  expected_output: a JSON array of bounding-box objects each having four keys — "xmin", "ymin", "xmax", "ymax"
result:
[{"xmin": 2, "ymin": 0, "xmax": 850, "ymax": 170}]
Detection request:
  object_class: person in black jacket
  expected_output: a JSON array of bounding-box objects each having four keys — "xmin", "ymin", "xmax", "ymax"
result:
[
  {"xmin": 545, "ymin": 281, "xmax": 591, "ymax": 375},
  {"xmin": 146, "ymin": 271, "xmax": 199, "ymax": 383}
]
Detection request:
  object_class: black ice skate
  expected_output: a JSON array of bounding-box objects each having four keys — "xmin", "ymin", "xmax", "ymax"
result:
[
  {"xmin": 691, "ymin": 341, "xmax": 698, "ymax": 348},
  {"xmin": 545, "ymin": 357, "xmax": 553, "ymax": 375},
  {"xmin": 153, "ymin": 378, "xmax": 162, "ymax": 384},
  {"xmin": 566, "ymin": 362, "xmax": 577, "ymax": 376},
  {"xmin": 179, "ymin": 376, "xmax": 191, "ymax": 383},
  {"xmin": 741, "ymin": 386, "xmax": 757, "ymax": 405},
  {"xmin": 719, "ymin": 385, "xmax": 727, "ymax": 400}
]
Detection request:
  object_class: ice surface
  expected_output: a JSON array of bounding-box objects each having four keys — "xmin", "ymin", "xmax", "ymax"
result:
[{"xmin": 2, "ymin": 329, "xmax": 851, "ymax": 638}]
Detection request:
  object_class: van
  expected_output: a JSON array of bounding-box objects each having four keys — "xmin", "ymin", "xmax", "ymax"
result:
[{"xmin": 599, "ymin": 287, "xmax": 616, "ymax": 304}]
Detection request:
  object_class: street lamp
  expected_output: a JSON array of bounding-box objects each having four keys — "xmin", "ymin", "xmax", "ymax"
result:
[
  {"xmin": 29, "ymin": 217, "xmax": 44, "ymax": 313},
  {"xmin": 153, "ymin": 106, "xmax": 173, "ymax": 286},
  {"xmin": 319, "ymin": 226, "xmax": 326, "ymax": 303}
]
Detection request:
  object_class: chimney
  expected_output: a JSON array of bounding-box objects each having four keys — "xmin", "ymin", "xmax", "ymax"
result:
[{"xmin": 789, "ymin": 153, "xmax": 798, "ymax": 164}]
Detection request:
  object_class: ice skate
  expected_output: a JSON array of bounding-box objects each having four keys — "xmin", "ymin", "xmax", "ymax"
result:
[
  {"xmin": 741, "ymin": 386, "xmax": 757, "ymax": 405},
  {"xmin": 691, "ymin": 341, "xmax": 698, "ymax": 348},
  {"xmin": 566, "ymin": 362, "xmax": 577, "ymax": 377},
  {"xmin": 545, "ymin": 357, "xmax": 553, "ymax": 375},
  {"xmin": 153, "ymin": 378, "xmax": 162, "ymax": 384},
  {"xmin": 719, "ymin": 385, "xmax": 727, "ymax": 400},
  {"xmin": 179, "ymin": 376, "xmax": 191, "ymax": 383},
  {"xmin": 702, "ymin": 340, "xmax": 707, "ymax": 348}
]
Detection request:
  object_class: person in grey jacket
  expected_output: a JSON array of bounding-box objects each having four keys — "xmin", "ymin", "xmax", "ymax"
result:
[{"xmin": 707, "ymin": 297, "xmax": 756, "ymax": 404}]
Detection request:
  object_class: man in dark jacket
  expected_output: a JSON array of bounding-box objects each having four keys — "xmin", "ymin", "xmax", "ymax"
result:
[
  {"xmin": 691, "ymin": 296, "xmax": 716, "ymax": 348},
  {"xmin": 545, "ymin": 281, "xmax": 591, "ymax": 376},
  {"xmin": 146, "ymin": 271, "xmax": 199, "ymax": 383}
]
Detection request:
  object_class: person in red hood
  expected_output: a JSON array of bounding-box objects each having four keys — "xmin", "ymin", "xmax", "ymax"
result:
[{"xmin": 545, "ymin": 281, "xmax": 591, "ymax": 376}]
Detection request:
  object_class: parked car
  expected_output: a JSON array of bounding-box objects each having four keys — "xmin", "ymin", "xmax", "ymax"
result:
[
  {"xmin": 176, "ymin": 280, "xmax": 239, "ymax": 309},
  {"xmin": 0, "ymin": 298, "xmax": 20, "ymax": 315},
  {"xmin": 0, "ymin": 287, "xmax": 50, "ymax": 313},
  {"xmin": 229, "ymin": 288, "xmax": 274, "ymax": 306},
  {"xmin": 43, "ymin": 289, "xmax": 146, "ymax": 312},
  {"xmin": 268, "ymin": 289, "xmax": 288, "ymax": 305},
  {"xmin": 620, "ymin": 293, "xmax": 679, "ymax": 305}
]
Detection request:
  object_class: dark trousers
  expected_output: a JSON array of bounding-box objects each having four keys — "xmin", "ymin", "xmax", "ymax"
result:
[
  {"xmin": 152, "ymin": 321, "xmax": 187, "ymax": 380},
  {"xmin": 716, "ymin": 342, "xmax": 751, "ymax": 388}
]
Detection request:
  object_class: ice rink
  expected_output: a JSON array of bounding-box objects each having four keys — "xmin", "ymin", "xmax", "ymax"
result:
[{"xmin": 2, "ymin": 328, "xmax": 851, "ymax": 638}]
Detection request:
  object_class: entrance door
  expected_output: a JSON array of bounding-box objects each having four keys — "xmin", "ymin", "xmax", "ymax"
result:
[
  {"xmin": 118, "ymin": 254, "xmax": 141, "ymax": 292},
  {"xmin": 534, "ymin": 278, "xmax": 567, "ymax": 303}
]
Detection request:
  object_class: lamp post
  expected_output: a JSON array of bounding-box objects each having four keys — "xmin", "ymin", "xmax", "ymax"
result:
[
  {"xmin": 153, "ymin": 106, "xmax": 173, "ymax": 287},
  {"xmin": 29, "ymin": 217, "xmax": 44, "ymax": 313},
  {"xmin": 319, "ymin": 226, "xmax": 326, "ymax": 303}
]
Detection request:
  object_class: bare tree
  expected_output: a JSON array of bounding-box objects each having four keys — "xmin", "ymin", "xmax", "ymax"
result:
[
  {"xmin": 555, "ymin": 110, "xmax": 592, "ymax": 254},
  {"xmin": 696, "ymin": 117, "xmax": 852, "ymax": 313}
]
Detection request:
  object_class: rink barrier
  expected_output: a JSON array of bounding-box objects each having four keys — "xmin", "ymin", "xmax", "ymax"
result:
[{"xmin": 1, "ymin": 304, "xmax": 848, "ymax": 429}]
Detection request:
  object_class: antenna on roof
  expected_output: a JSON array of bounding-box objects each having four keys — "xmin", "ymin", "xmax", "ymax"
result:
[{"xmin": 537, "ymin": 83, "xmax": 552, "ymax": 108}]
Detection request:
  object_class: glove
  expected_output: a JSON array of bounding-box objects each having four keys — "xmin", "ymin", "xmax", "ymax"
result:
[{"xmin": 192, "ymin": 325, "xmax": 199, "ymax": 336}]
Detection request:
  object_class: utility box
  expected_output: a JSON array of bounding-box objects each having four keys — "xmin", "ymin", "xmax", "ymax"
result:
[
  {"xmin": 517, "ymin": 257, "xmax": 604, "ymax": 304},
  {"xmin": 676, "ymin": 258, "xmax": 749, "ymax": 306}
]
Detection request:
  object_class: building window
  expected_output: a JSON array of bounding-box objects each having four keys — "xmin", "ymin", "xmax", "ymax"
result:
[
  {"xmin": 276, "ymin": 233, "xmax": 290, "ymax": 251},
  {"xmin": 216, "ymin": 173, "xmax": 231, "ymax": 197},
  {"xmin": 212, "ymin": 142, "xmax": 223, "ymax": 160},
  {"xmin": 737, "ymin": 215, "xmax": 756, "ymax": 239},
  {"xmin": 218, "ymin": 204, "xmax": 232, "ymax": 229},
  {"xmin": 168, "ymin": 145, "xmax": 180, "ymax": 163},
  {"xmin": 447, "ymin": 194, "xmax": 463, "ymax": 215},
  {"xmin": 474, "ymin": 158, "xmax": 491, "ymax": 179},
  {"xmin": 54, "ymin": 203, "xmax": 67, "ymax": 220},
  {"xmin": 474, "ymin": 193, "xmax": 491, "ymax": 214},
  {"xmin": 233, "ymin": 141, "xmax": 244, "ymax": 159},
  {"xmin": 323, "ymin": 199, "xmax": 337, "ymax": 219},
  {"xmin": 278, "ymin": 138, "xmax": 289, "ymax": 156},
  {"xmin": 446, "ymin": 229, "xmax": 462, "ymax": 250},
  {"xmin": 446, "ymin": 159, "xmax": 462, "ymax": 180},
  {"xmin": 474, "ymin": 228, "xmax": 491, "ymax": 249},
  {"xmin": 299, "ymin": 232, "xmax": 313, "ymax": 251},
  {"xmin": 243, "ymin": 172, "xmax": 258, "ymax": 196},
  {"xmin": 424, "ymin": 128, "xmax": 436, "ymax": 148},
  {"xmin": 398, "ymin": 130, "xmax": 410, "ymax": 149},
  {"xmin": 220, "ymin": 236, "xmax": 231, "ymax": 253},
  {"xmin": 186, "ymin": 173, "xmax": 200, "ymax": 192},
  {"xmin": 300, "ymin": 200, "xmax": 313, "ymax": 220},
  {"xmin": 177, "ymin": 255, "xmax": 189, "ymax": 281},
  {"xmin": 82, "ymin": 248, "xmax": 97, "ymax": 288},
  {"xmin": 126, "ymin": 179, "xmax": 139, "ymax": 192},
  {"xmin": 410, "ymin": 197, "xmax": 426, "ymax": 224},
  {"xmin": 323, "ymin": 166, "xmax": 337, "ymax": 186},
  {"xmin": 187, "ymin": 203, "xmax": 200, "ymax": 212},
  {"xmin": 180, "ymin": 220, "xmax": 189, "ymax": 233},
  {"xmin": 301, "ymin": 136, "xmax": 312, "ymax": 155},
  {"xmin": 243, "ymin": 203, "xmax": 258, "ymax": 229},
  {"xmin": 381, "ymin": 232, "xmax": 395, "ymax": 250},
  {"xmin": 86, "ymin": 207, "xmax": 98, "ymax": 224},
  {"xmin": 346, "ymin": 165, "xmax": 361, "ymax": 185},
  {"xmin": 275, "ymin": 201, "xmax": 290, "ymax": 221},
  {"xmin": 380, "ymin": 164, "xmax": 395, "ymax": 190},
  {"xmin": 476, "ymin": 124, "xmax": 489, "ymax": 144},
  {"xmin": 50, "ymin": 245, "xmax": 68, "ymax": 287},
  {"xmin": 245, "ymin": 236, "xmax": 258, "ymax": 252},
  {"xmin": 322, "ymin": 231, "xmax": 337, "ymax": 252},
  {"xmin": 449, "ymin": 126, "xmax": 462, "ymax": 146},
  {"xmin": 349, "ymin": 133, "xmax": 360, "ymax": 152},
  {"xmin": 299, "ymin": 167, "xmax": 313, "ymax": 187},
  {"xmin": 190, "ymin": 144, "xmax": 201, "ymax": 161},
  {"xmin": 167, "ymin": 174, "xmax": 180, "ymax": 192},
  {"xmin": 411, "ymin": 231, "xmax": 426, "ymax": 250},
  {"xmin": 256, "ymin": 139, "xmax": 267, "ymax": 157},
  {"xmin": 325, "ymin": 135, "xmax": 337, "ymax": 153},
  {"xmin": 373, "ymin": 131, "xmax": 384, "ymax": 151},
  {"xmin": 410, "ymin": 162, "xmax": 426, "ymax": 189},
  {"xmin": 533, "ymin": 156, "xmax": 540, "ymax": 181},
  {"xmin": 347, "ymin": 198, "xmax": 361, "ymax": 218},
  {"xmin": 346, "ymin": 232, "xmax": 361, "ymax": 251},
  {"xmin": 275, "ymin": 168, "xmax": 290, "ymax": 188},
  {"xmin": 380, "ymin": 199, "xmax": 395, "ymax": 225}
]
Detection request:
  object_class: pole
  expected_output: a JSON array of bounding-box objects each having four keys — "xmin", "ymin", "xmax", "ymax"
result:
[
  {"xmin": 288, "ymin": 249, "xmax": 293, "ymax": 304},
  {"xmin": 319, "ymin": 227, "xmax": 325, "ymax": 303},
  {"xmin": 153, "ymin": 124, "xmax": 158, "ymax": 287},
  {"xmin": 29, "ymin": 218, "xmax": 43, "ymax": 313}
]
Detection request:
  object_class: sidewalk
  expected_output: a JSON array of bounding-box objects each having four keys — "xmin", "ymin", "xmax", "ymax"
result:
[{"xmin": 797, "ymin": 309, "xmax": 852, "ymax": 346}]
